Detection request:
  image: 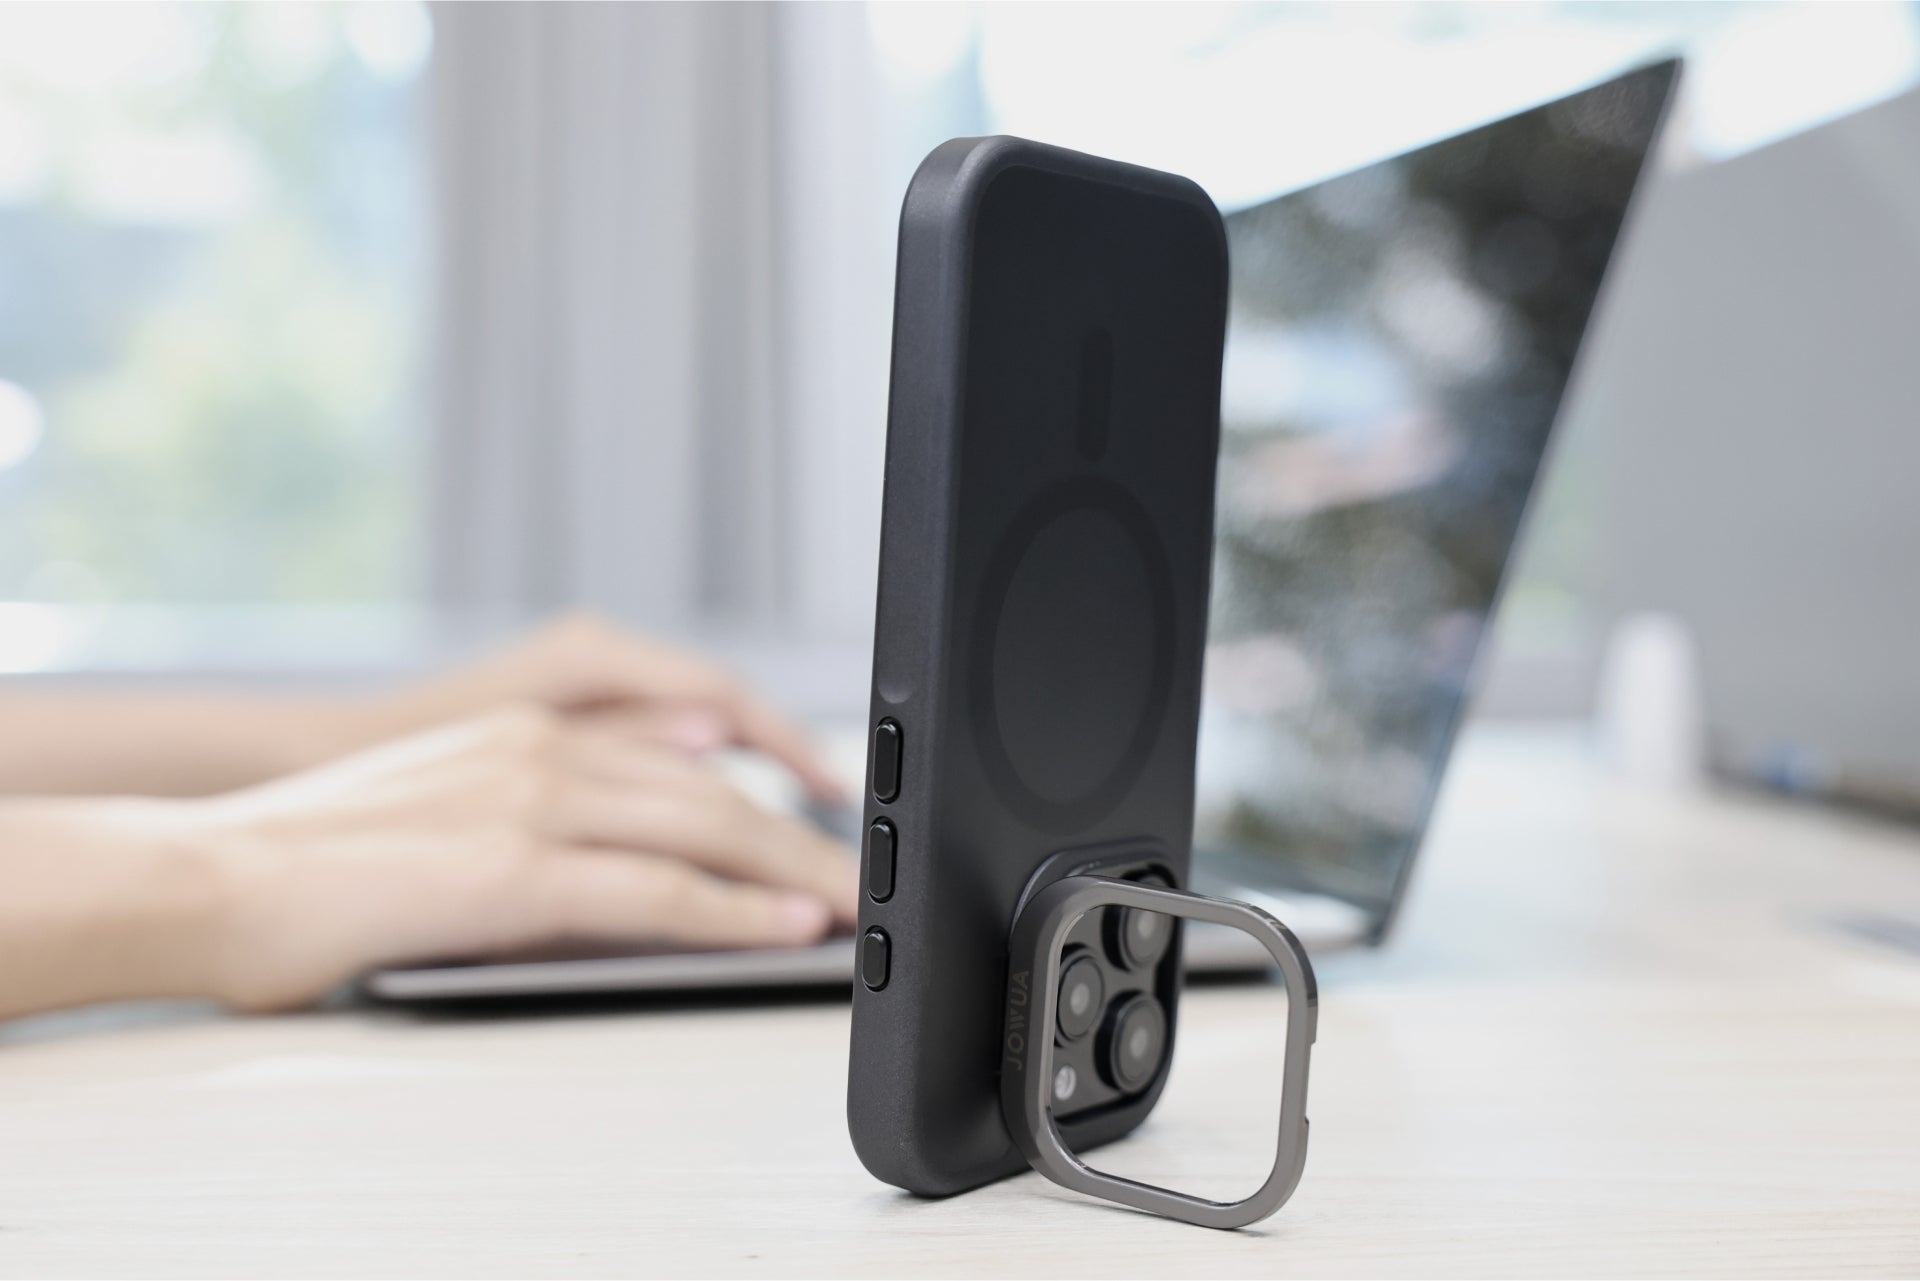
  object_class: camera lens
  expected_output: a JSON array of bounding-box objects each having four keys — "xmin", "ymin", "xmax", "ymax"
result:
[
  {"xmin": 1107, "ymin": 902, "xmax": 1171, "ymax": 971},
  {"xmin": 1101, "ymin": 994, "xmax": 1167, "ymax": 1093},
  {"xmin": 1055, "ymin": 953, "xmax": 1105, "ymax": 1040},
  {"xmin": 1053, "ymin": 1064, "xmax": 1078, "ymax": 1103}
]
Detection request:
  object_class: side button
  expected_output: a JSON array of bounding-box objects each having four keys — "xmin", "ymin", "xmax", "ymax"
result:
[
  {"xmin": 861, "ymin": 928, "xmax": 891, "ymax": 991},
  {"xmin": 866, "ymin": 819, "xmax": 897, "ymax": 903},
  {"xmin": 871, "ymin": 719, "xmax": 902, "ymax": 803}
]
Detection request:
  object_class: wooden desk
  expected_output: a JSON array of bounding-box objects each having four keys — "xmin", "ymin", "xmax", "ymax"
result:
[{"xmin": 3, "ymin": 729, "xmax": 1917, "ymax": 1277}]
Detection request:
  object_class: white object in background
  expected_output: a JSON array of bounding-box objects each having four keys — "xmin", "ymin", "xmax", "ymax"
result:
[{"xmin": 1595, "ymin": 612, "xmax": 1708, "ymax": 789}]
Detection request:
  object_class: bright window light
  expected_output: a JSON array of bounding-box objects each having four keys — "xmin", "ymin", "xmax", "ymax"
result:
[
  {"xmin": 964, "ymin": 2, "xmax": 1920, "ymax": 207},
  {"xmin": 0, "ymin": 2, "xmax": 431, "ymax": 658}
]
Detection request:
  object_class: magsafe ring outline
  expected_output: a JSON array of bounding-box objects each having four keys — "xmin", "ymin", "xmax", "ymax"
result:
[{"xmin": 968, "ymin": 473, "xmax": 1179, "ymax": 833}]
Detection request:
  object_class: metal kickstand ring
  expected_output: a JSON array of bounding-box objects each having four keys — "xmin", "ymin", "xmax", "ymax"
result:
[{"xmin": 1000, "ymin": 875, "xmax": 1317, "ymax": 1230}]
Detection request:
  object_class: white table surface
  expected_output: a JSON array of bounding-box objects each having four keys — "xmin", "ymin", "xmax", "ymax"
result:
[{"xmin": 2, "ymin": 727, "xmax": 1917, "ymax": 1278}]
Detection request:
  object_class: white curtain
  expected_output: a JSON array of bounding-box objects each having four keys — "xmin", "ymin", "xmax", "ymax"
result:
[{"xmin": 425, "ymin": 2, "xmax": 895, "ymax": 654}]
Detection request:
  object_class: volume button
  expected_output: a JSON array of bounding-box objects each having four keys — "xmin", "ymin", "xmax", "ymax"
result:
[
  {"xmin": 861, "ymin": 929, "xmax": 891, "ymax": 991},
  {"xmin": 871, "ymin": 719, "xmax": 902, "ymax": 803},
  {"xmin": 866, "ymin": 819, "xmax": 897, "ymax": 903}
]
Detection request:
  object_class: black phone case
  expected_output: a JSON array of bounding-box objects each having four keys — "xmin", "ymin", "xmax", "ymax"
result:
[{"xmin": 846, "ymin": 136, "xmax": 1228, "ymax": 1197}]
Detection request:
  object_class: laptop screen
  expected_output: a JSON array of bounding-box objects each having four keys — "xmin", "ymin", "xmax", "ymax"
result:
[{"xmin": 1194, "ymin": 61, "xmax": 1678, "ymax": 929}]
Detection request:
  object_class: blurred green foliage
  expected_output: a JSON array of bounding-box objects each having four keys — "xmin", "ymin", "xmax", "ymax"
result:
[{"xmin": 0, "ymin": 2, "xmax": 426, "ymax": 605}]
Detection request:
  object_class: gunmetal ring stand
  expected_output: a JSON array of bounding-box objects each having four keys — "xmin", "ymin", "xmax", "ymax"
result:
[{"xmin": 1000, "ymin": 876, "xmax": 1317, "ymax": 1230}]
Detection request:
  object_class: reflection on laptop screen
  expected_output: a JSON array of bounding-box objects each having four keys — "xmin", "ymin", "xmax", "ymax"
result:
[{"xmin": 1196, "ymin": 62, "xmax": 1677, "ymax": 925}]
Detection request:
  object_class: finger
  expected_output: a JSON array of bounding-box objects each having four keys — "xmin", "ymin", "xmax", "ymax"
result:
[
  {"xmin": 556, "ymin": 736, "xmax": 854, "ymax": 920},
  {"xmin": 533, "ymin": 849, "xmax": 834, "ymax": 949},
  {"xmin": 532, "ymin": 618, "xmax": 848, "ymax": 803},
  {"xmin": 570, "ymin": 705, "xmax": 732, "ymax": 756},
  {"xmin": 546, "ymin": 775, "xmax": 859, "ymax": 924},
  {"xmin": 554, "ymin": 730, "xmax": 743, "ymax": 802},
  {"xmin": 550, "ymin": 622, "xmax": 741, "ymax": 710},
  {"xmin": 595, "ymin": 675, "xmax": 845, "ymax": 803},
  {"xmin": 702, "ymin": 687, "xmax": 849, "ymax": 804}
]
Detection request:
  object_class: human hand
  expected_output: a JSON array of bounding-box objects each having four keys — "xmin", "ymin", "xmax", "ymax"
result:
[
  {"xmin": 363, "ymin": 613, "xmax": 846, "ymax": 802},
  {"xmin": 0, "ymin": 613, "xmax": 844, "ymax": 805},
  {"xmin": 178, "ymin": 704, "xmax": 857, "ymax": 1011}
]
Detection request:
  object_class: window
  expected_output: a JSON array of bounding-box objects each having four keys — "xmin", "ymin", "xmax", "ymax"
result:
[
  {"xmin": 8, "ymin": 2, "xmax": 1913, "ymax": 700},
  {"xmin": 0, "ymin": 3, "xmax": 431, "ymax": 669}
]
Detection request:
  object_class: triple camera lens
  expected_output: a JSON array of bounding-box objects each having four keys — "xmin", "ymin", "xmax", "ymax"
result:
[{"xmin": 1053, "ymin": 877, "xmax": 1175, "ymax": 1107}]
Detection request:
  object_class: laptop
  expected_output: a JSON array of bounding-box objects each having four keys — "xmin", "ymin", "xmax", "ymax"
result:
[{"xmin": 365, "ymin": 60, "xmax": 1678, "ymax": 1002}]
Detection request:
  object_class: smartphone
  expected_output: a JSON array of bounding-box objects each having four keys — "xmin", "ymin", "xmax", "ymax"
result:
[{"xmin": 847, "ymin": 136, "xmax": 1228, "ymax": 1196}]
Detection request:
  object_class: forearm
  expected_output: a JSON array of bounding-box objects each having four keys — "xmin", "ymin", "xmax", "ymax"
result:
[
  {"xmin": 0, "ymin": 692, "xmax": 396, "ymax": 797},
  {"xmin": 0, "ymin": 798, "xmax": 231, "ymax": 1021}
]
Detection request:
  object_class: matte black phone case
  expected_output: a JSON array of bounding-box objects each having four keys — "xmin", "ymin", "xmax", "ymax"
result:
[{"xmin": 847, "ymin": 136, "xmax": 1228, "ymax": 1197}]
